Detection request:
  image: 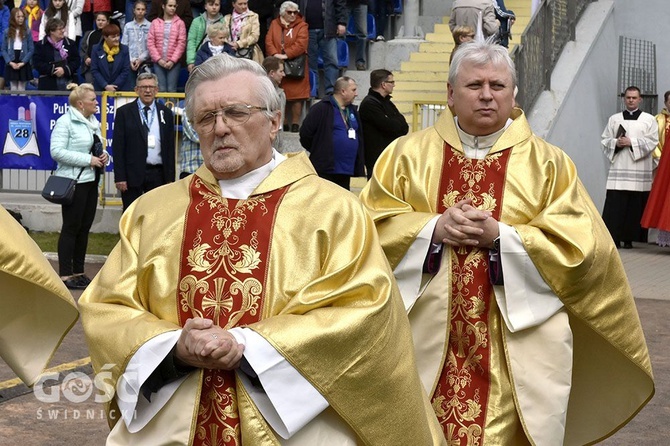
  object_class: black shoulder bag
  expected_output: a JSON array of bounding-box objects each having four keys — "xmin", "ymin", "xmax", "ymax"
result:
[{"xmin": 281, "ymin": 31, "xmax": 306, "ymax": 79}]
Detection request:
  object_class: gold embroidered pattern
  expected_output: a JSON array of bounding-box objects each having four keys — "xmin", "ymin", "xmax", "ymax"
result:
[
  {"xmin": 194, "ymin": 375, "xmax": 240, "ymax": 445},
  {"xmin": 431, "ymin": 145, "xmax": 510, "ymax": 445},
  {"xmin": 443, "ymin": 149, "xmax": 503, "ymax": 212},
  {"xmin": 179, "ymin": 179, "xmax": 268, "ymax": 327},
  {"xmin": 177, "ymin": 178, "xmax": 288, "ymax": 446}
]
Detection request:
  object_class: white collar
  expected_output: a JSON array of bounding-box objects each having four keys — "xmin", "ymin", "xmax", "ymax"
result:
[
  {"xmin": 218, "ymin": 149, "xmax": 286, "ymax": 199},
  {"xmin": 455, "ymin": 117, "xmax": 512, "ymax": 159}
]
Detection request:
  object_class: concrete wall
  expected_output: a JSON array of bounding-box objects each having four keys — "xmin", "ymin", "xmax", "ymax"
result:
[
  {"xmin": 527, "ymin": 1, "xmax": 617, "ymax": 210},
  {"xmin": 527, "ymin": 0, "xmax": 666, "ymax": 211}
]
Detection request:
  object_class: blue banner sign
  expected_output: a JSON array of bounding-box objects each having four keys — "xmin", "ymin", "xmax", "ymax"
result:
[{"xmin": 0, "ymin": 94, "xmax": 115, "ymax": 170}]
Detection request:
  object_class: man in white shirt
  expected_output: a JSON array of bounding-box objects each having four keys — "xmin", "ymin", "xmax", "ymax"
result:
[{"xmin": 601, "ymin": 85, "xmax": 658, "ymax": 249}]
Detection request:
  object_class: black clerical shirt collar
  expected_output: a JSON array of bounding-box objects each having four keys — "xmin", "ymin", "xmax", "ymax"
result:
[{"xmin": 623, "ymin": 109, "xmax": 642, "ymax": 120}]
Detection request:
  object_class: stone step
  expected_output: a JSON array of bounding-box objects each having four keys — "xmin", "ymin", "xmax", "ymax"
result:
[
  {"xmin": 433, "ymin": 23, "xmax": 452, "ymax": 34},
  {"xmin": 392, "ymin": 90, "xmax": 445, "ymax": 102},
  {"xmin": 409, "ymin": 52, "xmax": 451, "ymax": 62},
  {"xmin": 435, "ymin": 17, "xmax": 531, "ymax": 33},
  {"xmin": 400, "ymin": 61, "xmax": 450, "ymax": 72},
  {"xmin": 419, "ymin": 42, "xmax": 455, "ymax": 53},
  {"xmin": 393, "ymin": 71, "xmax": 449, "ymax": 82},
  {"xmin": 424, "ymin": 33, "xmax": 454, "ymax": 43},
  {"xmin": 505, "ymin": 0, "xmax": 532, "ymax": 12},
  {"xmin": 393, "ymin": 81, "xmax": 448, "ymax": 92}
]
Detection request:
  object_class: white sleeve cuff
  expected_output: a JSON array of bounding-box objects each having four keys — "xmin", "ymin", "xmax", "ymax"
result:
[
  {"xmin": 393, "ymin": 216, "xmax": 440, "ymax": 312},
  {"xmin": 494, "ymin": 223, "xmax": 564, "ymax": 332},
  {"xmin": 116, "ymin": 330, "xmax": 186, "ymax": 433},
  {"xmin": 229, "ymin": 327, "xmax": 328, "ymax": 440}
]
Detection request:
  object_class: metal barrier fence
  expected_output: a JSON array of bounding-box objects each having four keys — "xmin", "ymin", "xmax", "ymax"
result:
[
  {"xmin": 412, "ymin": 101, "xmax": 447, "ymax": 132},
  {"xmin": 0, "ymin": 90, "xmax": 185, "ymax": 205},
  {"xmin": 511, "ymin": 0, "xmax": 594, "ymax": 110}
]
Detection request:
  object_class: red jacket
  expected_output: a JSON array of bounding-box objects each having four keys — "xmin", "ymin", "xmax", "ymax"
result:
[{"xmin": 82, "ymin": 0, "xmax": 112, "ymax": 13}]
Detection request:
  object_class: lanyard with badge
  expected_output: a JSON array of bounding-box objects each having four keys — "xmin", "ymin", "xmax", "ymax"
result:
[
  {"xmin": 338, "ymin": 106, "xmax": 356, "ymax": 140},
  {"xmin": 139, "ymin": 103, "xmax": 157, "ymax": 149}
]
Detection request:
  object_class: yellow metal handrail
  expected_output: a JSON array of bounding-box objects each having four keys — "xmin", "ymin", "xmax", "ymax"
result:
[{"xmin": 412, "ymin": 100, "xmax": 448, "ymax": 132}]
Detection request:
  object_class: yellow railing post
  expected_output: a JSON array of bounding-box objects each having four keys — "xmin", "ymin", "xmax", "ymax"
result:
[{"xmin": 412, "ymin": 100, "xmax": 448, "ymax": 132}]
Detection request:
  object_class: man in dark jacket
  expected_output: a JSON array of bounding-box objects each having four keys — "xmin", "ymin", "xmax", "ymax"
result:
[
  {"xmin": 113, "ymin": 73, "xmax": 176, "ymax": 210},
  {"xmin": 300, "ymin": 76, "xmax": 365, "ymax": 189},
  {"xmin": 298, "ymin": 0, "xmax": 347, "ymax": 95},
  {"xmin": 359, "ymin": 69, "xmax": 408, "ymax": 178},
  {"xmin": 493, "ymin": 0, "xmax": 515, "ymax": 48}
]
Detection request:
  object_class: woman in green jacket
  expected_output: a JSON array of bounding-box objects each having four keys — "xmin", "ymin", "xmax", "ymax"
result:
[{"xmin": 49, "ymin": 83, "xmax": 109, "ymax": 290}]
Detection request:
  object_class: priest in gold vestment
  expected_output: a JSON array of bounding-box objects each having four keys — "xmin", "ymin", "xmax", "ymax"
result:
[
  {"xmin": 79, "ymin": 54, "xmax": 444, "ymax": 445},
  {"xmin": 0, "ymin": 206, "xmax": 78, "ymax": 386},
  {"xmin": 359, "ymin": 42, "xmax": 654, "ymax": 445}
]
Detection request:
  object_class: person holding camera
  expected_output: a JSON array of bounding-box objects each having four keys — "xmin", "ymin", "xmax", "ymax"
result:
[{"xmin": 49, "ymin": 83, "xmax": 109, "ymax": 290}]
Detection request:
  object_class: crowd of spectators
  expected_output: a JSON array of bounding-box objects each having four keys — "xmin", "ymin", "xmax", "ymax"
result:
[{"xmin": 0, "ymin": 0, "xmax": 400, "ymax": 95}]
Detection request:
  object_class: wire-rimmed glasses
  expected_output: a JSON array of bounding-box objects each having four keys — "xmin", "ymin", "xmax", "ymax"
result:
[{"xmin": 195, "ymin": 104, "xmax": 267, "ymax": 133}]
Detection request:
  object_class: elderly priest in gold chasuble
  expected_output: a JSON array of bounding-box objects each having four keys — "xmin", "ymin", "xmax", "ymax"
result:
[
  {"xmin": 79, "ymin": 54, "xmax": 444, "ymax": 445},
  {"xmin": 359, "ymin": 41, "xmax": 654, "ymax": 446}
]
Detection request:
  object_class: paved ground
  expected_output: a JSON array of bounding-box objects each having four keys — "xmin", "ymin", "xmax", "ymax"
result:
[{"xmin": 0, "ymin": 242, "xmax": 669, "ymax": 444}]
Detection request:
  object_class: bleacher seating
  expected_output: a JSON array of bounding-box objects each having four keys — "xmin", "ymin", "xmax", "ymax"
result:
[
  {"xmin": 309, "ymin": 69, "xmax": 317, "ymax": 98},
  {"xmin": 346, "ymin": 14, "xmax": 376, "ymax": 42},
  {"xmin": 178, "ymin": 68, "xmax": 189, "ymax": 92},
  {"xmin": 317, "ymin": 39, "xmax": 350, "ymax": 69},
  {"xmin": 337, "ymin": 39, "xmax": 349, "ymax": 68}
]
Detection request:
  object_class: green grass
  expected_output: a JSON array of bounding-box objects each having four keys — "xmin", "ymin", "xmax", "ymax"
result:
[{"xmin": 29, "ymin": 231, "xmax": 120, "ymax": 256}]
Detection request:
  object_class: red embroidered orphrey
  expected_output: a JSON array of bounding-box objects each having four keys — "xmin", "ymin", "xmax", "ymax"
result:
[
  {"xmin": 430, "ymin": 143, "xmax": 511, "ymax": 444},
  {"xmin": 177, "ymin": 177, "xmax": 288, "ymax": 446}
]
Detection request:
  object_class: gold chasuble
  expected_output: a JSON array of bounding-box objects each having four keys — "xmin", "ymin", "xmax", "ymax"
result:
[
  {"xmin": 0, "ymin": 206, "xmax": 78, "ymax": 386},
  {"xmin": 359, "ymin": 108, "xmax": 654, "ymax": 445},
  {"xmin": 653, "ymin": 109, "xmax": 669, "ymax": 159},
  {"xmin": 80, "ymin": 152, "xmax": 444, "ymax": 446}
]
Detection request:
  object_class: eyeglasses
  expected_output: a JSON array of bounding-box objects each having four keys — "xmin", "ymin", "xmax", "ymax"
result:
[
  {"xmin": 137, "ymin": 85, "xmax": 157, "ymax": 90},
  {"xmin": 196, "ymin": 104, "xmax": 267, "ymax": 133},
  {"xmin": 286, "ymin": 10, "xmax": 298, "ymax": 15},
  {"xmin": 383, "ymin": 80, "xmax": 395, "ymax": 84}
]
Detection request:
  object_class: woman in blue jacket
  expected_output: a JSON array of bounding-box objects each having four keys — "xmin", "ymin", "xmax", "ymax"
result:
[
  {"xmin": 50, "ymin": 83, "xmax": 109, "ymax": 289},
  {"xmin": 90, "ymin": 22, "xmax": 131, "ymax": 91},
  {"xmin": 0, "ymin": 0, "xmax": 11, "ymax": 90},
  {"xmin": 1, "ymin": 8, "xmax": 34, "ymax": 90}
]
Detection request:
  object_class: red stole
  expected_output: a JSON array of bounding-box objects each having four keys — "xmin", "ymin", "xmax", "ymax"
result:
[
  {"xmin": 177, "ymin": 177, "xmax": 288, "ymax": 446},
  {"xmin": 430, "ymin": 143, "xmax": 511, "ymax": 444}
]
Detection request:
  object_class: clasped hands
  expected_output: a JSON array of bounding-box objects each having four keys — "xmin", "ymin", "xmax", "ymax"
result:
[
  {"xmin": 432, "ymin": 198, "xmax": 499, "ymax": 249},
  {"xmin": 174, "ymin": 317, "xmax": 245, "ymax": 371},
  {"xmin": 616, "ymin": 135, "xmax": 632, "ymax": 148},
  {"xmin": 90, "ymin": 152, "xmax": 109, "ymax": 168}
]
